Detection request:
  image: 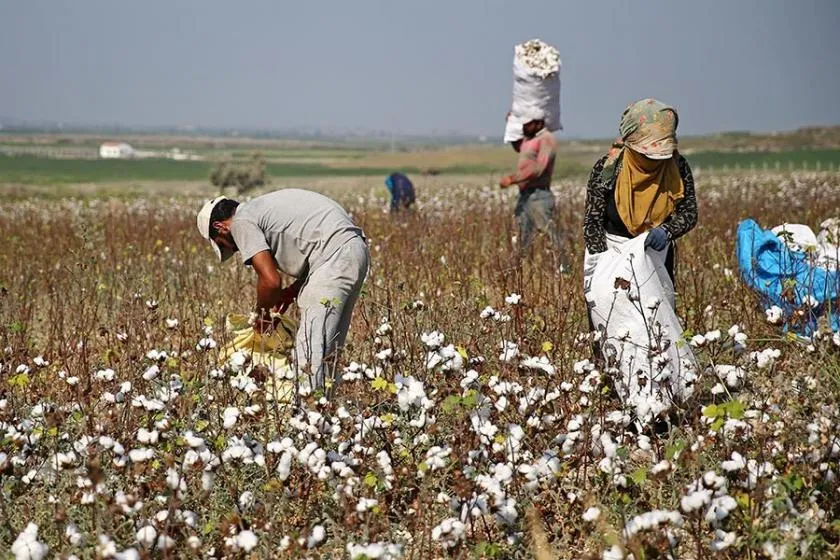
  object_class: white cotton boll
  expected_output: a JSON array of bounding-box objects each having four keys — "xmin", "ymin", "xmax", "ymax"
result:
[
  {"xmin": 681, "ymin": 489, "xmax": 712, "ymax": 513},
  {"xmin": 583, "ymin": 507, "xmax": 601, "ymax": 522},
  {"xmin": 128, "ymin": 448, "xmax": 154, "ymax": 463},
  {"xmin": 421, "ymin": 331, "xmax": 445, "ymax": 349},
  {"xmin": 115, "ymin": 549, "xmax": 141, "ymax": 560},
  {"xmin": 165, "ymin": 318, "xmax": 179, "ymax": 329},
  {"xmin": 142, "ymin": 365, "xmax": 159, "ymax": 381},
  {"xmin": 11, "ymin": 523, "xmax": 49, "ymax": 560},
  {"xmin": 196, "ymin": 337, "xmax": 216, "ymax": 351},
  {"xmin": 749, "ymin": 348, "xmax": 781, "ymax": 369},
  {"xmin": 602, "ymin": 544, "xmax": 625, "ymax": 560},
  {"xmin": 704, "ymin": 330, "xmax": 722, "ymax": 342},
  {"xmin": 135, "ymin": 525, "xmax": 157, "ymax": 549},
  {"xmin": 239, "ymin": 491, "xmax": 255, "ymax": 510},
  {"xmin": 711, "ymin": 529, "xmax": 737, "ymax": 551},
  {"xmin": 233, "ymin": 530, "xmax": 258, "ymax": 552},
  {"xmin": 201, "ymin": 471, "xmax": 215, "ymax": 491},
  {"xmin": 690, "ymin": 334, "xmax": 706, "ymax": 347},
  {"xmin": 722, "ymin": 451, "xmax": 747, "ymax": 472},
  {"xmin": 95, "ymin": 368, "xmax": 116, "ymax": 381},
  {"xmin": 96, "ymin": 535, "xmax": 117, "ymax": 558},
  {"xmin": 431, "ymin": 518, "xmax": 467, "ymax": 549},
  {"xmin": 505, "ymin": 293, "xmax": 522, "ymax": 305},
  {"xmin": 651, "ymin": 460, "xmax": 673, "ymax": 476},
  {"xmin": 765, "ymin": 306, "xmax": 783, "ymax": 324},
  {"xmin": 499, "ymin": 340, "xmax": 519, "ymax": 362},
  {"xmin": 480, "ymin": 306, "xmax": 496, "ymax": 319},
  {"xmin": 33, "ymin": 356, "xmax": 48, "ymax": 367},
  {"xmin": 165, "ymin": 468, "xmax": 180, "ymax": 490},
  {"xmin": 155, "ymin": 535, "xmax": 175, "ymax": 551},
  {"xmin": 307, "ymin": 525, "xmax": 326, "ymax": 548},
  {"xmin": 356, "ymin": 497, "xmax": 378, "ymax": 513},
  {"xmin": 223, "ymin": 407, "xmax": 240, "ymax": 429},
  {"xmin": 136, "ymin": 428, "xmax": 159, "ymax": 445},
  {"xmin": 520, "ymin": 355, "xmax": 555, "ymax": 375}
]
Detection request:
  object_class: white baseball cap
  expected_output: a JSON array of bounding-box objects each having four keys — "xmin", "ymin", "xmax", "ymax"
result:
[{"xmin": 196, "ymin": 196, "xmax": 236, "ymax": 262}]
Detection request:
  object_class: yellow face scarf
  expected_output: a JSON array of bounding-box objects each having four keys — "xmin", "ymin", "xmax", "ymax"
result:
[{"xmin": 614, "ymin": 148, "xmax": 684, "ymax": 236}]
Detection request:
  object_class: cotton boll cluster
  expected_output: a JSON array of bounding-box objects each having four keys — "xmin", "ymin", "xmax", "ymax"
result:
[
  {"xmin": 11, "ymin": 523, "xmax": 49, "ymax": 560},
  {"xmin": 431, "ymin": 518, "xmax": 467, "ymax": 549},
  {"xmin": 750, "ymin": 348, "xmax": 781, "ymax": 369},
  {"xmin": 347, "ymin": 542, "xmax": 403, "ymax": 559},
  {"xmin": 514, "ymin": 39, "xmax": 561, "ymax": 78}
]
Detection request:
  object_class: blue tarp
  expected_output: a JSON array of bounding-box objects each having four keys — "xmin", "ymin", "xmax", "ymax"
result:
[{"xmin": 736, "ymin": 219, "xmax": 840, "ymax": 334}]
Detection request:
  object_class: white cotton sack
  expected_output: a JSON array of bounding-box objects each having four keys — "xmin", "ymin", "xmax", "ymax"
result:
[{"xmin": 504, "ymin": 39, "xmax": 562, "ymax": 143}]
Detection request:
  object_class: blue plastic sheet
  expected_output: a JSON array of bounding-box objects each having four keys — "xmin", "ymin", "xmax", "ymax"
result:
[{"xmin": 736, "ymin": 219, "xmax": 840, "ymax": 334}]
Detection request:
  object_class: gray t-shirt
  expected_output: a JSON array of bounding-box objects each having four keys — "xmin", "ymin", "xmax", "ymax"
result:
[{"xmin": 231, "ymin": 189, "xmax": 363, "ymax": 278}]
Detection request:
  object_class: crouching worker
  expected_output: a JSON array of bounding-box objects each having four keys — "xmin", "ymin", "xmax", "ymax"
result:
[
  {"xmin": 499, "ymin": 115, "xmax": 567, "ymax": 271},
  {"xmin": 385, "ymin": 172, "xmax": 416, "ymax": 213},
  {"xmin": 197, "ymin": 189, "xmax": 369, "ymax": 395}
]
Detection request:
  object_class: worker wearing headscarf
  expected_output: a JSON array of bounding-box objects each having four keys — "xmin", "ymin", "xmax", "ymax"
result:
[{"xmin": 583, "ymin": 98, "xmax": 698, "ymax": 283}]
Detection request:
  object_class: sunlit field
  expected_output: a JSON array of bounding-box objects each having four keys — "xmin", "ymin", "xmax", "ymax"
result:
[{"xmin": 2, "ymin": 170, "xmax": 840, "ymax": 558}]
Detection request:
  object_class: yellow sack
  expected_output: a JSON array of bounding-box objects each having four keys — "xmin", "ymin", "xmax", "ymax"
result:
[{"xmin": 220, "ymin": 313, "xmax": 298, "ymax": 404}]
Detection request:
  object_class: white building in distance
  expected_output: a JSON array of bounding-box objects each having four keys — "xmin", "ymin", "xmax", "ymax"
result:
[{"xmin": 99, "ymin": 142, "xmax": 135, "ymax": 159}]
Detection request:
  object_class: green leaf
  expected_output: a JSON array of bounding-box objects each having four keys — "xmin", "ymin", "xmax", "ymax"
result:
[
  {"xmin": 616, "ymin": 446, "xmax": 629, "ymax": 460},
  {"xmin": 195, "ymin": 419, "xmax": 209, "ymax": 432},
  {"xmin": 461, "ymin": 390, "xmax": 478, "ymax": 409},
  {"xmin": 456, "ymin": 345, "xmax": 469, "ymax": 360},
  {"xmin": 202, "ymin": 521, "xmax": 215, "ymax": 535},
  {"xmin": 363, "ymin": 471, "xmax": 378, "ymax": 488},
  {"xmin": 630, "ymin": 467, "xmax": 648, "ymax": 485},
  {"xmin": 665, "ymin": 439, "xmax": 686, "ymax": 460},
  {"xmin": 371, "ymin": 377, "xmax": 388, "ymax": 391},
  {"xmin": 9, "ymin": 373, "xmax": 30, "ymax": 388},
  {"xmin": 723, "ymin": 399, "xmax": 746, "ymax": 420},
  {"xmin": 8, "ymin": 321, "xmax": 25, "ymax": 333},
  {"xmin": 441, "ymin": 395, "xmax": 462, "ymax": 414},
  {"xmin": 711, "ymin": 417, "xmax": 726, "ymax": 431},
  {"xmin": 702, "ymin": 404, "xmax": 721, "ymax": 418}
]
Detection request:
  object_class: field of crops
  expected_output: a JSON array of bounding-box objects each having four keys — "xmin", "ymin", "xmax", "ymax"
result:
[
  {"xmin": 1, "ymin": 171, "xmax": 840, "ymax": 558},
  {"xmin": 3, "ymin": 146, "xmax": 840, "ymax": 187}
]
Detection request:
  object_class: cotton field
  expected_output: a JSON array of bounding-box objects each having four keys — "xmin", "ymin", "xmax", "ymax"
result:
[{"xmin": 1, "ymin": 171, "xmax": 840, "ymax": 558}]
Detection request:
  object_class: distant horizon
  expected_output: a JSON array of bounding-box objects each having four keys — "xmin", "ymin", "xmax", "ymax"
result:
[{"xmin": 2, "ymin": 118, "xmax": 839, "ymax": 145}]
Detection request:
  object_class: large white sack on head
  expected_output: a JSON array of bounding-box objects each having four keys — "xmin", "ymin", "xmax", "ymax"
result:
[
  {"xmin": 504, "ymin": 39, "xmax": 562, "ymax": 143},
  {"xmin": 583, "ymin": 234, "xmax": 697, "ymax": 426}
]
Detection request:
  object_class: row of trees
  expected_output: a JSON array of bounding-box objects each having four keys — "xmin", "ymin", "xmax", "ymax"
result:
[{"xmin": 209, "ymin": 153, "xmax": 266, "ymax": 194}]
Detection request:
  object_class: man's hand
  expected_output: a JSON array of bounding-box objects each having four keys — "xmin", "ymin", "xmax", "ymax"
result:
[
  {"xmin": 499, "ymin": 175, "xmax": 516, "ymax": 189},
  {"xmin": 273, "ymin": 286, "xmax": 297, "ymax": 314}
]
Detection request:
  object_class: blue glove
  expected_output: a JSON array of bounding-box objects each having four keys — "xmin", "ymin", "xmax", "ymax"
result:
[{"xmin": 644, "ymin": 227, "xmax": 670, "ymax": 251}]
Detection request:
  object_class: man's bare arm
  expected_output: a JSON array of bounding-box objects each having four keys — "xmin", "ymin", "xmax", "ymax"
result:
[{"xmin": 250, "ymin": 250, "xmax": 284, "ymax": 317}]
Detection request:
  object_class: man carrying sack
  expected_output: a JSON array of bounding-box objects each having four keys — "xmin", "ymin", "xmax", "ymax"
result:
[
  {"xmin": 197, "ymin": 189, "xmax": 369, "ymax": 395},
  {"xmin": 500, "ymin": 39, "xmax": 567, "ymax": 270}
]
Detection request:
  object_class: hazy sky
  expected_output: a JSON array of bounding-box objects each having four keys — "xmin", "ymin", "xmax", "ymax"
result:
[{"xmin": 2, "ymin": 0, "xmax": 838, "ymax": 138}]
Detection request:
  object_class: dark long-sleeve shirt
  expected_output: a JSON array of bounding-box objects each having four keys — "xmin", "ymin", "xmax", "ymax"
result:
[
  {"xmin": 583, "ymin": 153, "xmax": 698, "ymax": 253},
  {"xmin": 386, "ymin": 173, "xmax": 416, "ymax": 211}
]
